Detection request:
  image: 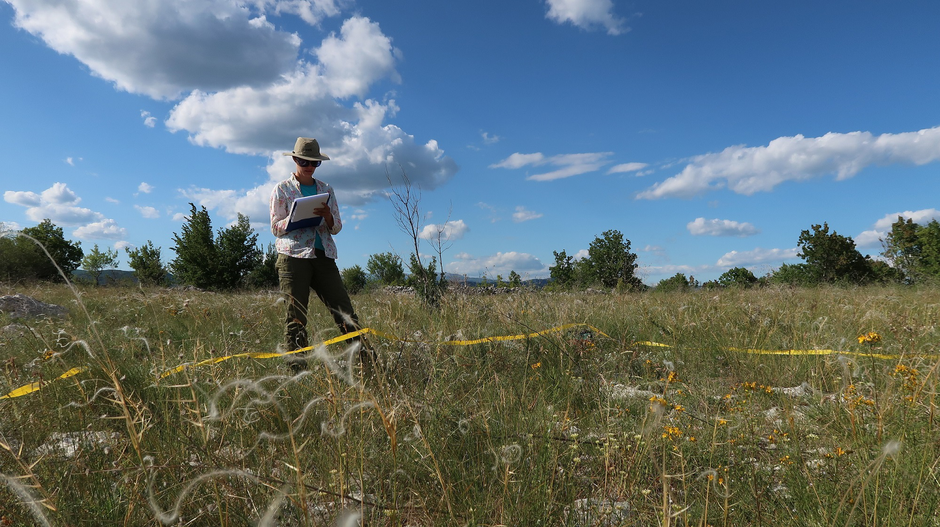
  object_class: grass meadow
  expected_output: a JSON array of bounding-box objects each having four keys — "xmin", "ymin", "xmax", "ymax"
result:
[{"xmin": 1, "ymin": 282, "xmax": 939, "ymax": 526}]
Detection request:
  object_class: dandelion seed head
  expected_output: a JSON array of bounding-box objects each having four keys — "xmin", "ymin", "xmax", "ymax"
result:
[
  {"xmin": 335, "ymin": 511, "xmax": 362, "ymax": 527},
  {"xmin": 458, "ymin": 418, "xmax": 470, "ymax": 435},
  {"xmin": 882, "ymin": 440, "xmax": 902, "ymax": 458},
  {"xmin": 499, "ymin": 444, "xmax": 522, "ymax": 465}
]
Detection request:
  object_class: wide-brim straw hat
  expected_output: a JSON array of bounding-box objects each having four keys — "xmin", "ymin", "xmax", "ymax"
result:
[{"xmin": 283, "ymin": 137, "xmax": 330, "ymax": 161}]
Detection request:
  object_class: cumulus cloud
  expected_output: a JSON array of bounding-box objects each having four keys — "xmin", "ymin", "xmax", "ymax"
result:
[
  {"xmin": 545, "ymin": 0, "xmax": 628, "ymax": 35},
  {"xmin": 166, "ymin": 17, "xmax": 456, "ymax": 215},
  {"xmin": 607, "ymin": 162, "xmax": 648, "ymax": 174},
  {"xmin": 716, "ymin": 247, "xmax": 799, "ymax": 267},
  {"xmin": 114, "ymin": 240, "xmax": 132, "ymax": 250},
  {"xmin": 512, "ymin": 206, "xmax": 543, "ymax": 223},
  {"xmin": 446, "ymin": 251, "xmax": 547, "ymax": 278},
  {"xmin": 315, "ymin": 16, "xmax": 401, "ymax": 98},
  {"xmin": 4, "ymin": 0, "xmax": 314, "ymax": 99},
  {"xmin": 134, "ymin": 205, "xmax": 160, "ymax": 219},
  {"xmin": 854, "ymin": 208, "xmax": 940, "ymax": 248},
  {"xmin": 4, "ymin": 182, "xmax": 125, "ymax": 240},
  {"xmin": 687, "ymin": 217, "xmax": 760, "ymax": 237},
  {"xmin": 4, "ymin": 190, "xmax": 42, "ymax": 208},
  {"xmin": 418, "ymin": 220, "xmax": 468, "ymax": 242},
  {"xmin": 65, "ymin": 157, "xmax": 75, "ymax": 166},
  {"xmin": 73, "ymin": 219, "xmax": 128, "ymax": 240},
  {"xmin": 141, "ymin": 110, "xmax": 156, "ymax": 128},
  {"xmin": 1, "ymin": 221, "xmax": 23, "ymax": 232},
  {"xmin": 138, "ymin": 182, "xmax": 154, "ymax": 194},
  {"xmin": 638, "ymin": 126, "xmax": 940, "ymax": 200},
  {"xmin": 490, "ymin": 151, "xmax": 613, "ymax": 181},
  {"xmin": 8, "ymin": 3, "xmax": 455, "ymax": 219}
]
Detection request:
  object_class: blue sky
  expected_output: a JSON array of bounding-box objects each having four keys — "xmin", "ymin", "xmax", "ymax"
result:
[{"xmin": 2, "ymin": 0, "xmax": 939, "ymax": 285}]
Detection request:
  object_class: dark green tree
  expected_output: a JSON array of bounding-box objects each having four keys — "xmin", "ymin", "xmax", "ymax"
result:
[
  {"xmin": 882, "ymin": 217, "xmax": 940, "ymax": 283},
  {"xmin": 766, "ymin": 263, "xmax": 815, "ymax": 286},
  {"xmin": 717, "ymin": 267, "xmax": 758, "ymax": 288},
  {"xmin": 366, "ymin": 251, "xmax": 406, "ymax": 286},
  {"xmin": 508, "ymin": 270, "xmax": 522, "ymax": 288},
  {"xmin": 341, "ymin": 265, "xmax": 368, "ymax": 294},
  {"xmin": 797, "ymin": 223, "xmax": 873, "ymax": 284},
  {"xmin": 81, "ymin": 244, "xmax": 120, "ymax": 286},
  {"xmin": 171, "ymin": 204, "xmax": 217, "ymax": 288},
  {"xmin": 126, "ymin": 241, "xmax": 168, "ymax": 286},
  {"xmin": 548, "ymin": 250, "xmax": 576, "ymax": 288},
  {"xmin": 579, "ymin": 230, "xmax": 642, "ymax": 289},
  {"xmin": 171, "ymin": 204, "xmax": 260, "ymax": 290},
  {"xmin": 656, "ymin": 273, "xmax": 699, "ymax": 292},
  {"xmin": 407, "ymin": 254, "xmax": 442, "ymax": 307},
  {"xmin": 16, "ymin": 219, "xmax": 84, "ymax": 281},
  {"xmin": 246, "ymin": 243, "xmax": 279, "ymax": 289},
  {"xmin": 0, "ymin": 236, "xmax": 38, "ymax": 282},
  {"xmin": 215, "ymin": 213, "xmax": 261, "ymax": 289}
]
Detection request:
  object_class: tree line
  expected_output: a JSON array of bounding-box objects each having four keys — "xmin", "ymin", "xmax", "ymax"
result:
[{"xmin": 3, "ymin": 212, "xmax": 940, "ymax": 291}]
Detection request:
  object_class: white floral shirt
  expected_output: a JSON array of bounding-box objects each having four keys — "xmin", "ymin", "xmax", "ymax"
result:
[{"xmin": 269, "ymin": 175, "xmax": 343, "ymax": 259}]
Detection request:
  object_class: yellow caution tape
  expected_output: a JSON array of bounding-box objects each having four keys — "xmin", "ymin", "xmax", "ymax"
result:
[
  {"xmin": 159, "ymin": 324, "xmax": 608, "ymax": 378},
  {"xmin": 3, "ymin": 324, "xmax": 927, "ymax": 399},
  {"xmin": 638, "ymin": 342, "xmax": 916, "ymax": 361},
  {"xmin": 0, "ymin": 367, "xmax": 87, "ymax": 400}
]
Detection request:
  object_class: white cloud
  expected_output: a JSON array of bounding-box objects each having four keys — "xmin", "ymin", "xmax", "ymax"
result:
[
  {"xmin": 172, "ymin": 212, "xmax": 187, "ymax": 222},
  {"xmin": 639, "ymin": 264, "xmax": 707, "ymax": 281},
  {"xmin": 347, "ymin": 209, "xmax": 368, "ymax": 221},
  {"xmin": 105, "ymin": 197, "xmax": 120, "ymax": 204},
  {"xmin": 141, "ymin": 110, "xmax": 156, "ymax": 128},
  {"xmin": 607, "ymin": 162, "xmax": 648, "ymax": 174},
  {"xmin": 4, "ymin": 190, "xmax": 42, "ymax": 208},
  {"xmin": 872, "ymin": 208, "xmax": 940, "ymax": 230},
  {"xmin": 41, "ymin": 182, "xmax": 80, "ymax": 204},
  {"xmin": 252, "ymin": 0, "xmax": 349, "ymax": 26},
  {"xmin": 166, "ymin": 18, "xmax": 455, "ymax": 215},
  {"xmin": 512, "ymin": 206, "xmax": 543, "ymax": 223},
  {"xmin": 481, "ymin": 132, "xmax": 500, "ymax": 145},
  {"xmin": 687, "ymin": 217, "xmax": 760, "ymax": 237},
  {"xmin": 1, "ymin": 221, "xmax": 23, "ymax": 232},
  {"xmin": 73, "ymin": 219, "xmax": 128, "ymax": 240},
  {"xmin": 573, "ymin": 249, "xmax": 589, "ymax": 261},
  {"xmin": 10, "ymin": 3, "xmax": 454, "ymax": 218},
  {"xmin": 545, "ymin": 0, "xmax": 628, "ymax": 35},
  {"xmin": 638, "ymin": 126, "xmax": 940, "ymax": 199},
  {"xmin": 138, "ymin": 182, "xmax": 155, "ymax": 194},
  {"xmin": 716, "ymin": 247, "xmax": 799, "ymax": 267},
  {"xmin": 134, "ymin": 205, "xmax": 160, "ymax": 219},
  {"xmin": 4, "ymin": 182, "xmax": 125, "ymax": 240},
  {"xmin": 446, "ymin": 251, "xmax": 547, "ymax": 278},
  {"xmin": 854, "ymin": 208, "xmax": 940, "ymax": 248},
  {"xmin": 314, "ymin": 16, "xmax": 401, "ymax": 99},
  {"xmin": 854, "ymin": 230, "xmax": 883, "ymax": 249},
  {"xmin": 419, "ymin": 220, "xmax": 469, "ymax": 241},
  {"xmin": 114, "ymin": 240, "xmax": 132, "ymax": 250},
  {"xmin": 490, "ymin": 151, "xmax": 613, "ymax": 181},
  {"xmin": 5, "ymin": 0, "xmax": 314, "ymax": 99},
  {"xmin": 65, "ymin": 157, "xmax": 75, "ymax": 166},
  {"xmin": 490, "ymin": 152, "xmax": 545, "ymax": 169}
]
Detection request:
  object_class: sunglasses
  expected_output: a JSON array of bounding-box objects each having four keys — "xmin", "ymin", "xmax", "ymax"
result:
[{"xmin": 294, "ymin": 157, "xmax": 321, "ymax": 168}]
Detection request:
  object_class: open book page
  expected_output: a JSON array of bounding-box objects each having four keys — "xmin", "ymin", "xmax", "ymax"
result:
[{"xmin": 286, "ymin": 192, "xmax": 330, "ymax": 231}]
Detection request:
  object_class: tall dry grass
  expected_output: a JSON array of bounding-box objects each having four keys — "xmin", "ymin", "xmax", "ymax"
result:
[{"xmin": 1, "ymin": 282, "xmax": 938, "ymax": 525}]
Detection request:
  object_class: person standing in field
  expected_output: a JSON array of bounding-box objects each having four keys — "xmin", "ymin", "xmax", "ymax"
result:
[{"xmin": 269, "ymin": 137, "xmax": 362, "ymax": 371}]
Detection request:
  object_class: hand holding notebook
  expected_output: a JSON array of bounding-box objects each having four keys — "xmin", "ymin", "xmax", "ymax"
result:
[{"xmin": 286, "ymin": 193, "xmax": 330, "ymax": 231}]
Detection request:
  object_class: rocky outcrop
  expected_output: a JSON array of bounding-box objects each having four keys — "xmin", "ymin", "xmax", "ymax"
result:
[{"xmin": 0, "ymin": 294, "xmax": 68, "ymax": 319}]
